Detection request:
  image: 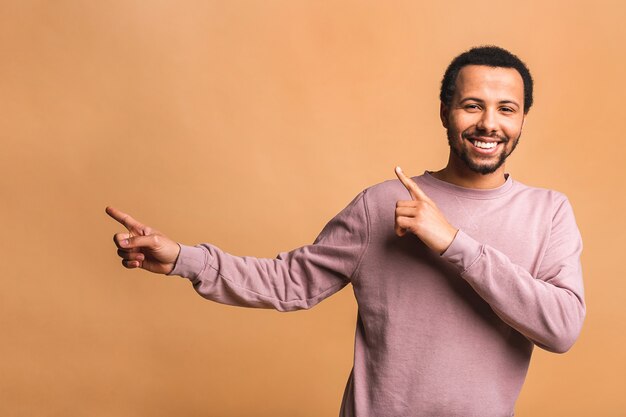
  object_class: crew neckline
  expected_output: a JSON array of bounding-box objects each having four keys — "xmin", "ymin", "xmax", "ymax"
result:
[{"xmin": 419, "ymin": 170, "xmax": 514, "ymax": 199}]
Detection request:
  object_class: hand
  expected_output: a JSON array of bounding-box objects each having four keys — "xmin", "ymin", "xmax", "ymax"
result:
[
  {"xmin": 394, "ymin": 167, "xmax": 458, "ymax": 254},
  {"xmin": 105, "ymin": 206, "xmax": 181, "ymax": 274}
]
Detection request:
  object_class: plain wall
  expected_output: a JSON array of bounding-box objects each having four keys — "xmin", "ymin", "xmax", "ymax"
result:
[{"xmin": 1, "ymin": 0, "xmax": 625, "ymax": 415}]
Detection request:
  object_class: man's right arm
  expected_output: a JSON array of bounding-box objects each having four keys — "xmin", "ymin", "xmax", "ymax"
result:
[{"xmin": 107, "ymin": 191, "xmax": 370, "ymax": 312}]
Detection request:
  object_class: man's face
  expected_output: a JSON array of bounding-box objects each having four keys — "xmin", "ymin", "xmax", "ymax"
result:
[{"xmin": 441, "ymin": 65, "xmax": 526, "ymax": 175}]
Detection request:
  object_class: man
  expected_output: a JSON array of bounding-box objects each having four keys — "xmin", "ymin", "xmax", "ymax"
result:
[{"xmin": 107, "ymin": 46, "xmax": 585, "ymax": 416}]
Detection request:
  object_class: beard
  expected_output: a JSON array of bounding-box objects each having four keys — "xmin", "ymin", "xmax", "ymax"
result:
[{"xmin": 447, "ymin": 129, "xmax": 521, "ymax": 175}]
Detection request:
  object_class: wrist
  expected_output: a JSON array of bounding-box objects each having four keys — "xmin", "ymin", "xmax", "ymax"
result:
[
  {"xmin": 166, "ymin": 243, "xmax": 182, "ymax": 274},
  {"xmin": 437, "ymin": 227, "xmax": 459, "ymax": 255}
]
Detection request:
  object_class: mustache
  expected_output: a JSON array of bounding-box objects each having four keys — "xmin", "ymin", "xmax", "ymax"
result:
[{"xmin": 462, "ymin": 131, "xmax": 508, "ymax": 142}]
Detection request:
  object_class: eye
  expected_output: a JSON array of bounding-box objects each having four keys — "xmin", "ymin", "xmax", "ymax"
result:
[
  {"xmin": 464, "ymin": 104, "xmax": 481, "ymax": 111},
  {"xmin": 500, "ymin": 106, "xmax": 515, "ymax": 113}
]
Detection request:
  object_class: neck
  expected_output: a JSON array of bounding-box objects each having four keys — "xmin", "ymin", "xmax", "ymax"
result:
[{"xmin": 431, "ymin": 153, "xmax": 508, "ymax": 189}]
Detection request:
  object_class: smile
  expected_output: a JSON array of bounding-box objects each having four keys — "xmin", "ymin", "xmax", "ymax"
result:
[
  {"xmin": 472, "ymin": 140, "xmax": 498, "ymax": 149},
  {"xmin": 466, "ymin": 137, "xmax": 503, "ymax": 154}
]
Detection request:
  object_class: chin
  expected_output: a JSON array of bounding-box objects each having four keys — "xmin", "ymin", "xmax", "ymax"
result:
[
  {"xmin": 448, "ymin": 133, "xmax": 520, "ymax": 176},
  {"xmin": 468, "ymin": 153, "xmax": 508, "ymax": 174},
  {"xmin": 452, "ymin": 146, "xmax": 507, "ymax": 175},
  {"xmin": 466, "ymin": 160, "xmax": 504, "ymax": 175}
]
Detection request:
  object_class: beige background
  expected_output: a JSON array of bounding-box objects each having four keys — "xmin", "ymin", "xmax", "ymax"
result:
[{"xmin": 1, "ymin": 1, "xmax": 625, "ymax": 416}]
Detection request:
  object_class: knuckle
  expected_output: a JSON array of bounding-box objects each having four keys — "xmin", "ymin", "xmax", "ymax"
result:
[
  {"xmin": 121, "ymin": 214, "xmax": 131, "ymax": 227},
  {"xmin": 113, "ymin": 233, "xmax": 125, "ymax": 247}
]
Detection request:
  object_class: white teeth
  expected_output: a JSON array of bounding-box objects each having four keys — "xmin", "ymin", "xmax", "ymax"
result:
[{"xmin": 473, "ymin": 140, "xmax": 497, "ymax": 149}]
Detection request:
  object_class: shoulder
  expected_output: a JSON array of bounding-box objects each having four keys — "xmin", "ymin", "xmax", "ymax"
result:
[
  {"xmin": 360, "ymin": 177, "xmax": 411, "ymax": 206},
  {"xmin": 510, "ymin": 178, "xmax": 569, "ymax": 202},
  {"xmin": 509, "ymin": 179, "xmax": 573, "ymax": 219}
]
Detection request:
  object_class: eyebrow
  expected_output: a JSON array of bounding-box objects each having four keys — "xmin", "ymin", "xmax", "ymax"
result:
[{"xmin": 459, "ymin": 97, "xmax": 520, "ymax": 108}]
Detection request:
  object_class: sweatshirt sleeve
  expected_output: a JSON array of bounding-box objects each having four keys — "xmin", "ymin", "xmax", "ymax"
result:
[
  {"xmin": 441, "ymin": 195, "xmax": 585, "ymax": 353},
  {"xmin": 168, "ymin": 190, "xmax": 370, "ymax": 312}
]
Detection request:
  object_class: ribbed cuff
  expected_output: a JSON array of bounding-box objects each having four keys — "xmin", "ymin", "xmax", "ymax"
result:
[
  {"xmin": 440, "ymin": 229, "xmax": 483, "ymax": 272},
  {"xmin": 167, "ymin": 244, "xmax": 208, "ymax": 280}
]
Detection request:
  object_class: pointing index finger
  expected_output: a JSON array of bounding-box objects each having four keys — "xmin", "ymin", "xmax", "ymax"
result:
[
  {"xmin": 105, "ymin": 206, "xmax": 144, "ymax": 233},
  {"xmin": 395, "ymin": 166, "xmax": 428, "ymax": 201}
]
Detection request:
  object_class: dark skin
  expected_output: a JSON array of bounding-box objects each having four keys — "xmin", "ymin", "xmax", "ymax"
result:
[{"xmin": 434, "ymin": 65, "xmax": 526, "ymax": 189}]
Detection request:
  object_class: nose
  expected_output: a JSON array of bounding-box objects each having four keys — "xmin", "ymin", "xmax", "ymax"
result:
[{"xmin": 477, "ymin": 108, "xmax": 497, "ymax": 133}]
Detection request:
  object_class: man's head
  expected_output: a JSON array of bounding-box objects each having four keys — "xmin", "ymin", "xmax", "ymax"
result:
[
  {"xmin": 439, "ymin": 46, "xmax": 532, "ymax": 176},
  {"xmin": 440, "ymin": 46, "xmax": 533, "ymax": 114}
]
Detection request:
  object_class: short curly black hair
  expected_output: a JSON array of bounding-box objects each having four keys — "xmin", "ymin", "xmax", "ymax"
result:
[{"xmin": 440, "ymin": 46, "xmax": 534, "ymax": 114}]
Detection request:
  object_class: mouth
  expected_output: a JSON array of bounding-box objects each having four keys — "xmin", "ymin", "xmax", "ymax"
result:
[{"xmin": 466, "ymin": 136, "xmax": 505, "ymax": 154}]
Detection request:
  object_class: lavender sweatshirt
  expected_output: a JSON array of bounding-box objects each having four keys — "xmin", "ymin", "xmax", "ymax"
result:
[{"xmin": 170, "ymin": 172, "xmax": 585, "ymax": 417}]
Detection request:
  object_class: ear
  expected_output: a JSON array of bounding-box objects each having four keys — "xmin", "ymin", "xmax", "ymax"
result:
[
  {"xmin": 521, "ymin": 114, "xmax": 527, "ymax": 130},
  {"xmin": 439, "ymin": 102, "xmax": 449, "ymax": 129}
]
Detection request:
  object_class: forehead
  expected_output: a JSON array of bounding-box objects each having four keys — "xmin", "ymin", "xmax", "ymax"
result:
[{"xmin": 454, "ymin": 65, "xmax": 524, "ymax": 102}]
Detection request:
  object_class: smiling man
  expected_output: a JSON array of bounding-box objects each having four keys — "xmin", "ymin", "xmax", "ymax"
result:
[{"xmin": 107, "ymin": 46, "xmax": 585, "ymax": 416}]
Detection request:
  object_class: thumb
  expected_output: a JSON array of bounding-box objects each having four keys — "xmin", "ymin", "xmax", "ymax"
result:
[{"xmin": 120, "ymin": 234, "xmax": 162, "ymax": 250}]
